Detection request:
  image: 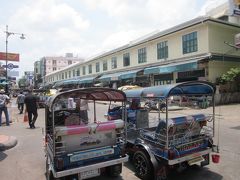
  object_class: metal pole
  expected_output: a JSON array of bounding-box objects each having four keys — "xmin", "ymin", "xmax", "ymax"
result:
[
  {"xmin": 5, "ymin": 25, "xmax": 8, "ymax": 93},
  {"xmin": 165, "ymin": 98, "xmax": 168, "ymax": 149}
]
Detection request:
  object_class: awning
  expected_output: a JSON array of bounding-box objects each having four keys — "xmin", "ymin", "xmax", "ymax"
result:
[
  {"xmin": 78, "ymin": 76, "xmax": 95, "ymax": 84},
  {"xmin": 98, "ymin": 72, "xmax": 121, "ymax": 82},
  {"xmin": 120, "ymin": 69, "xmax": 140, "ymax": 80},
  {"xmin": 144, "ymin": 60, "xmax": 198, "ymax": 75},
  {"xmin": 62, "ymin": 79, "xmax": 79, "ymax": 85},
  {"xmin": 98, "ymin": 69, "xmax": 141, "ymax": 82}
]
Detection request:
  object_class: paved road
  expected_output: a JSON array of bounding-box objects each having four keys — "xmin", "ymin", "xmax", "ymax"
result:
[{"xmin": 0, "ymin": 101, "xmax": 240, "ymax": 180}]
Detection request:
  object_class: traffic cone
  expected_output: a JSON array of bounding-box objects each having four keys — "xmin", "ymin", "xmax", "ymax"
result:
[{"xmin": 23, "ymin": 113, "xmax": 28, "ymax": 122}]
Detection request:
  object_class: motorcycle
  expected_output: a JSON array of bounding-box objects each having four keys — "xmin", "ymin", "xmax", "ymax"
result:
[{"xmin": 144, "ymin": 100, "xmax": 166, "ymax": 112}]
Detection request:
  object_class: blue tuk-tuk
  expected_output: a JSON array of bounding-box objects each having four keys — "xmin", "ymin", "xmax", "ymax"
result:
[{"xmin": 111, "ymin": 81, "xmax": 219, "ymax": 180}]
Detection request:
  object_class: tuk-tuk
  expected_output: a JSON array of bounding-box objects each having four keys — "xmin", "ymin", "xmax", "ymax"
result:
[
  {"xmin": 108, "ymin": 81, "xmax": 219, "ymax": 179},
  {"xmin": 45, "ymin": 88, "xmax": 128, "ymax": 180}
]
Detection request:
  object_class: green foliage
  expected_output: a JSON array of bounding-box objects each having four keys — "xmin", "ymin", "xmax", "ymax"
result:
[{"xmin": 218, "ymin": 67, "xmax": 240, "ymax": 84}]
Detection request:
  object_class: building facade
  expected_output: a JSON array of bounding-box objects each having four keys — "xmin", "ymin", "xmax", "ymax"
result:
[
  {"xmin": 34, "ymin": 53, "xmax": 84, "ymax": 87},
  {"xmin": 45, "ymin": 2, "xmax": 240, "ymax": 88}
]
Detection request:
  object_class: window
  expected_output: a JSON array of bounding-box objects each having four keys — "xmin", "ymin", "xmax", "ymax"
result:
[
  {"xmin": 52, "ymin": 60, "xmax": 56, "ymax": 65},
  {"xmin": 68, "ymin": 60, "xmax": 72, "ymax": 65},
  {"xmin": 88, "ymin": 64, "xmax": 92, "ymax": 74},
  {"xmin": 157, "ymin": 41, "xmax": 168, "ymax": 59},
  {"xmin": 96, "ymin": 62, "xmax": 100, "ymax": 72},
  {"xmin": 53, "ymin": 67, "xmax": 57, "ymax": 71},
  {"xmin": 68, "ymin": 71, "xmax": 71, "ymax": 78},
  {"xmin": 123, "ymin": 53, "xmax": 130, "ymax": 67},
  {"xmin": 182, "ymin": 31, "xmax": 198, "ymax": 54},
  {"xmin": 103, "ymin": 61, "xmax": 108, "ymax": 71},
  {"xmin": 77, "ymin": 68, "xmax": 80, "ymax": 76},
  {"xmin": 111, "ymin": 57, "xmax": 117, "ymax": 69},
  {"xmin": 73, "ymin": 70, "xmax": 75, "ymax": 77},
  {"xmin": 65, "ymin": 72, "xmax": 67, "ymax": 79},
  {"xmin": 138, "ymin": 47, "xmax": 147, "ymax": 63},
  {"xmin": 83, "ymin": 66, "xmax": 86, "ymax": 75},
  {"xmin": 62, "ymin": 73, "xmax": 64, "ymax": 79}
]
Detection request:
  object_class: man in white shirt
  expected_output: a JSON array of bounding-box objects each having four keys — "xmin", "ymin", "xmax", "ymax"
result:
[
  {"xmin": 79, "ymin": 99, "xmax": 89, "ymax": 124},
  {"xmin": 0, "ymin": 89, "xmax": 10, "ymax": 126}
]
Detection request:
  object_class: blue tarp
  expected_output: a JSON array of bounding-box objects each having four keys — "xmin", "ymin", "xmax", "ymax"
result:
[
  {"xmin": 144, "ymin": 60, "xmax": 198, "ymax": 75},
  {"xmin": 124, "ymin": 81, "xmax": 215, "ymax": 99}
]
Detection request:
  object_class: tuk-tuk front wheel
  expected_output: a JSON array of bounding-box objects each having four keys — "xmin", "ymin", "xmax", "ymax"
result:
[
  {"xmin": 133, "ymin": 150, "xmax": 153, "ymax": 180},
  {"xmin": 46, "ymin": 157, "xmax": 59, "ymax": 180},
  {"xmin": 46, "ymin": 163, "xmax": 54, "ymax": 180}
]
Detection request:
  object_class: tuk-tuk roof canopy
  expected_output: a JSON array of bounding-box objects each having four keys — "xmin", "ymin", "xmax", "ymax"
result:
[
  {"xmin": 124, "ymin": 81, "xmax": 216, "ymax": 99},
  {"xmin": 48, "ymin": 87, "xmax": 126, "ymax": 109}
]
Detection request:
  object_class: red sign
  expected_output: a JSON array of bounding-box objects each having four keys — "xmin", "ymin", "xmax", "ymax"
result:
[{"xmin": 0, "ymin": 52, "xmax": 19, "ymax": 62}]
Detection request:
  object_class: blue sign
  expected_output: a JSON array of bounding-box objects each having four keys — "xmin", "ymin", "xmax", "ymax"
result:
[{"xmin": 2, "ymin": 64, "xmax": 19, "ymax": 69}]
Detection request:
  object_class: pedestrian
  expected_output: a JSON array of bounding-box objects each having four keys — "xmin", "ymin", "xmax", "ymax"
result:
[
  {"xmin": 16, "ymin": 91, "xmax": 25, "ymax": 114},
  {"xmin": 77, "ymin": 99, "xmax": 89, "ymax": 124},
  {"xmin": 24, "ymin": 90, "xmax": 39, "ymax": 129},
  {"xmin": 0, "ymin": 89, "xmax": 10, "ymax": 126}
]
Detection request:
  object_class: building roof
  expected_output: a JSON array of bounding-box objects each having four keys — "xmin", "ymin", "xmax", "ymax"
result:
[{"xmin": 45, "ymin": 16, "xmax": 240, "ymax": 79}]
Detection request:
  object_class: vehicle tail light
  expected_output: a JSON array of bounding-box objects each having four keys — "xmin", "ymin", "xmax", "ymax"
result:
[
  {"xmin": 168, "ymin": 150, "xmax": 175, "ymax": 160},
  {"xmin": 56, "ymin": 158, "xmax": 64, "ymax": 170}
]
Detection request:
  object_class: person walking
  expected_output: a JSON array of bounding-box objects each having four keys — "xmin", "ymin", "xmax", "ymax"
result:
[
  {"xmin": 16, "ymin": 91, "xmax": 25, "ymax": 114},
  {"xmin": 24, "ymin": 90, "xmax": 39, "ymax": 129},
  {"xmin": 0, "ymin": 89, "xmax": 10, "ymax": 126},
  {"xmin": 76, "ymin": 99, "xmax": 89, "ymax": 124}
]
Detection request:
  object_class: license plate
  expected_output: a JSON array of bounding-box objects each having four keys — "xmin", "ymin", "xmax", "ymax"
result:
[
  {"xmin": 79, "ymin": 169, "xmax": 100, "ymax": 179},
  {"xmin": 188, "ymin": 156, "xmax": 204, "ymax": 166}
]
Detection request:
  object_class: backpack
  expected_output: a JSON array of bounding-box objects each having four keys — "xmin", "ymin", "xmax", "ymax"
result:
[{"xmin": 0, "ymin": 95, "xmax": 6, "ymax": 108}]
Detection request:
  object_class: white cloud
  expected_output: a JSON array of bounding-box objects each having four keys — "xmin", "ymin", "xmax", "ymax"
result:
[
  {"xmin": 1, "ymin": 0, "xmax": 90, "ymax": 76},
  {"xmin": 198, "ymin": 0, "xmax": 228, "ymax": 16}
]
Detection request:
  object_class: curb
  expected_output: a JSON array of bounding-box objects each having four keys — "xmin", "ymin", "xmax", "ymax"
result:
[{"xmin": 0, "ymin": 135, "xmax": 18, "ymax": 151}]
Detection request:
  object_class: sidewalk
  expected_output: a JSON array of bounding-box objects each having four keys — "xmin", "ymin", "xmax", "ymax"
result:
[
  {"xmin": 0, "ymin": 101, "xmax": 18, "ymax": 151},
  {"xmin": 0, "ymin": 134, "xmax": 17, "ymax": 151}
]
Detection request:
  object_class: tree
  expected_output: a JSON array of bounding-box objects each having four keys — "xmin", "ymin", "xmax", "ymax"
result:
[
  {"xmin": 18, "ymin": 78, "xmax": 27, "ymax": 88},
  {"xmin": 218, "ymin": 68, "xmax": 240, "ymax": 92}
]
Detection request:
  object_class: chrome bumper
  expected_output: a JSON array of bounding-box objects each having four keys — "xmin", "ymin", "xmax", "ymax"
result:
[
  {"xmin": 168, "ymin": 148, "xmax": 212, "ymax": 165},
  {"xmin": 51, "ymin": 155, "xmax": 129, "ymax": 178}
]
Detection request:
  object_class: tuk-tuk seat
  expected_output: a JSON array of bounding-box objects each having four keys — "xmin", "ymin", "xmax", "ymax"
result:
[
  {"xmin": 55, "ymin": 119, "xmax": 124, "ymax": 136},
  {"xmin": 142, "ymin": 114, "xmax": 209, "ymax": 144}
]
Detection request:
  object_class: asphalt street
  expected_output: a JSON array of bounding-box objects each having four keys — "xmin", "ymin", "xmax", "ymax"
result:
[{"xmin": 0, "ymin": 100, "xmax": 240, "ymax": 180}]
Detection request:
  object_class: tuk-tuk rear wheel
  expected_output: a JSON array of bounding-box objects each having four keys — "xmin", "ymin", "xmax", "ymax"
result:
[{"xmin": 133, "ymin": 150, "xmax": 153, "ymax": 180}]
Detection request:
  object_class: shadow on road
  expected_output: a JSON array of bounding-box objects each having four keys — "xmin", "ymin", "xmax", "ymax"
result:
[
  {"xmin": 230, "ymin": 125, "xmax": 240, "ymax": 130},
  {"xmin": 124, "ymin": 160, "xmax": 223, "ymax": 180},
  {"xmin": 0, "ymin": 151, "xmax": 7, "ymax": 161},
  {"xmin": 167, "ymin": 165, "xmax": 223, "ymax": 180}
]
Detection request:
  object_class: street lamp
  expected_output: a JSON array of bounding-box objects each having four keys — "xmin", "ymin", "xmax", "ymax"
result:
[{"xmin": 4, "ymin": 25, "xmax": 25, "ymax": 94}]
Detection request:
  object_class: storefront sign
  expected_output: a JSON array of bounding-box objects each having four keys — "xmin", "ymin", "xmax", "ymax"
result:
[
  {"xmin": 0, "ymin": 52, "xmax": 19, "ymax": 62},
  {"xmin": 229, "ymin": 0, "xmax": 240, "ymax": 16}
]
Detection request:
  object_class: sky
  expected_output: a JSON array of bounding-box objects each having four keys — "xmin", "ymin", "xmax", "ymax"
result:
[{"xmin": 0, "ymin": 0, "xmax": 228, "ymax": 78}]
